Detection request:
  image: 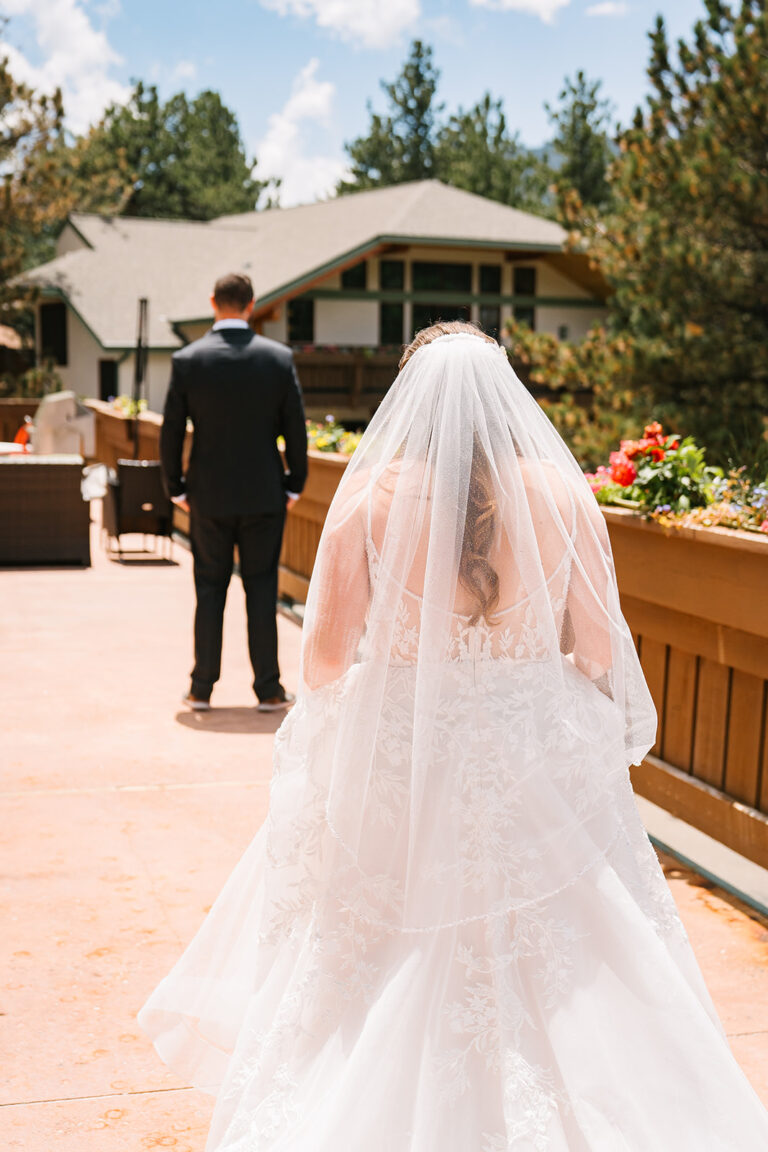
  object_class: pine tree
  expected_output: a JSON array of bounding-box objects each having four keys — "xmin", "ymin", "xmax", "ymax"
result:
[
  {"xmin": 435, "ymin": 93, "xmax": 554, "ymax": 215},
  {"xmin": 68, "ymin": 83, "xmax": 271, "ymax": 221},
  {"xmin": 339, "ymin": 41, "xmax": 441, "ymax": 191},
  {"xmin": 0, "ymin": 49, "xmax": 68, "ymax": 326},
  {"xmin": 545, "ymin": 70, "xmax": 614, "ymax": 209},
  {"xmin": 567, "ymin": 0, "xmax": 768, "ymax": 459}
]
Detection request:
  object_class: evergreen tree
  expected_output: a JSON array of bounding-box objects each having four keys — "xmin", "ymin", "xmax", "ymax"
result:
[
  {"xmin": 545, "ymin": 70, "xmax": 613, "ymax": 209},
  {"xmin": 568, "ymin": 0, "xmax": 768, "ymax": 458},
  {"xmin": 0, "ymin": 49, "xmax": 67, "ymax": 325},
  {"xmin": 70, "ymin": 83, "xmax": 271, "ymax": 220},
  {"xmin": 435, "ymin": 93, "xmax": 555, "ymax": 215},
  {"xmin": 339, "ymin": 40, "xmax": 441, "ymax": 191}
]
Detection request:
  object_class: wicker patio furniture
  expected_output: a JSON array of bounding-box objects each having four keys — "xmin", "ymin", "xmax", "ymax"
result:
[{"xmin": 0, "ymin": 454, "xmax": 90, "ymax": 566}]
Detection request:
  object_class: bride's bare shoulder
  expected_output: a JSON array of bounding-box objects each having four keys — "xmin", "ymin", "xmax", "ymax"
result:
[{"xmin": 515, "ymin": 457, "xmax": 573, "ymax": 504}]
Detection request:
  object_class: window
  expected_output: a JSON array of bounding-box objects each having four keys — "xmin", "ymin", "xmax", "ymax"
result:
[
  {"xmin": 99, "ymin": 360, "xmax": 118, "ymax": 402},
  {"xmin": 412, "ymin": 262, "xmax": 472, "ymax": 294},
  {"xmin": 479, "ymin": 265, "xmax": 502, "ymax": 295},
  {"xmin": 558, "ymin": 324, "xmax": 569, "ymax": 341},
  {"xmin": 288, "ymin": 297, "xmax": 314, "ymax": 343},
  {"xmin": 379, "ymin": 259, "xmax": 405, "ymax": 291},
  {"xmin": 513, "ymin": 266, "xmax": 537, "ymax": 298},
  {"xmin": 380, "ymin": 302, "xmax": 404, "ymax": 346},
  {"xmin": 40, "ymin": 301, "xmax": 68, "ymax": 365},
  {"xmin": 411, "ymin": 303, "xmax": 471, "ymax": 335},
  {"xmin": 341, "ymin": 262, "xmax": 367, "ymax": 290},
  {"xmin": 479, "ymin": 305, "xmax": 501, "ymax": 340},
  {"xmin": 514, "ymin": 306, "xmax": 536, "ymax": 331}
]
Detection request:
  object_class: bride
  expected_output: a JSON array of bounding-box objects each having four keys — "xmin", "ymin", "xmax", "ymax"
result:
[{"xmin": 140, "ymin": 322, "xmax": 768, "ymax": 1150}]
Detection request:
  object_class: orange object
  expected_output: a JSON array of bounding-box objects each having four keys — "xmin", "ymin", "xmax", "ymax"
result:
[{"xmin": 13, "ymin": 423, "xmax": 31, "ymax": 450}]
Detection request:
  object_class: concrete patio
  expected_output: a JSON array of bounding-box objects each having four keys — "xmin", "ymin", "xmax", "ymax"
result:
[{"xmin": 2, "ymin": 513, "xmax": 767, "ymax": 1150}]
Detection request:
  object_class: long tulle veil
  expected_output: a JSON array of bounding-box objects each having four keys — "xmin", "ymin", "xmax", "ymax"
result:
[
  {"xmin": 139, "ymin": 332, "xmax": 768, "ymax": 1152},
  {"xmin": 275, "ymin": 330, "xmax": 658, "ymax": 933}
]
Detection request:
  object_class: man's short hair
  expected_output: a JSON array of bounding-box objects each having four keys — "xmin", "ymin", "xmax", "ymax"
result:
[{"xmin": 213, "ymin": 273, "xmax": 254, "ymax": 312}]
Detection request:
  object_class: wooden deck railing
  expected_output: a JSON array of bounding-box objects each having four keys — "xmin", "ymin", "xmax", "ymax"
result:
[
  {"xmin": 79, "ymin": 406, "xmax": 768, "ymax": 866},
  {"xmin": 281, "ymin": 458, "xmax": 768, "ymax": 868},
  {"xmin": 603, "ymin": 508, "xmax": 768, "ymax": 868}
]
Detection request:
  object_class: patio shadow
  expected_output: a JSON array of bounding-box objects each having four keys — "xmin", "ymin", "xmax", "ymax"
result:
[{"xmin": 175, "ymin": 707, "xmax": 286, "ymax": 734}]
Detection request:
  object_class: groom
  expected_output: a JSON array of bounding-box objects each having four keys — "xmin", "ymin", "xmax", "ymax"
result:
[{"xmin": 161, "ymin": 272, "xmax": 308, "ymax": 712}]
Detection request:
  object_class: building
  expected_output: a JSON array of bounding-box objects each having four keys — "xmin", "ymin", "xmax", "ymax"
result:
[{"xmin": 24, "ymin": 180, "xmax": 609, "ymax": 418}]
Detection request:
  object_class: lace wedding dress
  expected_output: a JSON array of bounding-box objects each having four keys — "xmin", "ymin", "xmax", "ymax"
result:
[{"xmin": 140, "ymin": 332, "xmax": 768, "ymax": 1150}]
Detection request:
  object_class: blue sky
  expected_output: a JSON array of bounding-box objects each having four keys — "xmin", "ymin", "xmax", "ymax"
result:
[{"xmin": 3, "ymin": 0, "xmax": 706, "ymax": 204}]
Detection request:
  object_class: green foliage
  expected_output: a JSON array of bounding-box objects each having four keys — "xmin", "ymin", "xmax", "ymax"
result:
[
  {"xmin": 306, "ymin": 417, "xmax": 362, "ymax": 456},
  {"xmin": 507, "ymin": 319, "xmax": 648, "ymax": 470},
  {"xmin": 111, "ymin": 395, "xmax": 148, "ymax": 418},
  {"xmin": 545, "ymin": 71, "xmax": 614, "ymax": 209},
  {"xmin": 0, "ymin": 47, "xmax": 67, "ymax": 323},
  {"xmin": 0, "ymin": 360, "xmax": 63, "ymax": 398},
  {"xmin": 340, "ymin": 41, "xmax": 441, "ymax": 190},
  {"xmin": 564, "ymin": 0, "xmax": 768, "ymax": 462},
  {"xmin": 68, "ymin": 83, "xmax": 271, "ymax": 220},
  {"xmin": 340, "ymin": 42, "xmax": 553, "ymax": 213},
  {"xmin": 586, "ymin": 420, "xmax": 768, "ymax": 534},
  {"xmin": 629, "ymin": 440, "xmax": 718, "ymax": 514},
  {"xmin": 435, "ymin": 93, "xmax": 555, "ymax": 215}
]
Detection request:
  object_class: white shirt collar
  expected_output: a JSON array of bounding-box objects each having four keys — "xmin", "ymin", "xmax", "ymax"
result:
[{"xmin": 212, "ymin": 319, "xmax": 250, "ymax": 330}]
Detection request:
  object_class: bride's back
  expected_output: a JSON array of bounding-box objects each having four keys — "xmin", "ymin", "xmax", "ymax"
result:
[{"xmin": 366, "ymin": 455, "xmax": 577, "ymax": 665}]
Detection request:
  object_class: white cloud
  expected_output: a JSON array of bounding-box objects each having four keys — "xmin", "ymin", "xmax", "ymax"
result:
[
  {"xmin": 2, "ymin": 0, "xmax": 129, "ymax": 133},
  {"xmin": 256, "ymin": 59, "xmax": 348, "ymax": 206},
  {"xmin": 92, "ymin": 0, "xmax": 121, "ymax": 19},
  {"xmin": 170, "ymin": 59, "xmax": 198, "ymax": 82},
  {"xmin": 260, "ymin": 0, "xmax": 420, "ymax": 50},
  {"xmin": 586, "ymin": 2, "xmax": 628, "ymax": 15},
  {"xmin": 468, "ymin": 0, "xmax": 570, "ymax": 23}
]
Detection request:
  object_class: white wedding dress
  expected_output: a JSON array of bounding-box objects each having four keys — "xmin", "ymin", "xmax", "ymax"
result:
[{"xmin": 140, "ymin": 333, "xmax": 768, "ymax": 1150}]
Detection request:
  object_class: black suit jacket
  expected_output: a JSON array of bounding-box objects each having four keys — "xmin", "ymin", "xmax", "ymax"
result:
[{"xmin": 160, "ymin": 328, "xmax": 308, "ymax": 518}]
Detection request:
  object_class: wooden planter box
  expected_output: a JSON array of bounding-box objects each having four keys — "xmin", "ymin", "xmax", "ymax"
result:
[
  {"xmin": 86, "ymin": 405, "xmax": 768, "ymax": 866},
  {"xmin": 86, "ymin": 400, "xmax": 195, "ymax": 470},
  {"xmin": 282, "ymin": 462, "xmax": 768, "ymax": 866},
  {"xmin": 603, "ymin": 507, "xmax": 768, "ymax": 868},
  {"xmin": 279, "ymin": 450, "xmax": 348, "ymax": 603}
]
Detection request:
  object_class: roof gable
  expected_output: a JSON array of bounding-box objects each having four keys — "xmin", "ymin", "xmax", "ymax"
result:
[{"xmin": 24, "ymin": 181, "xmax": 570, "ymax": 348}]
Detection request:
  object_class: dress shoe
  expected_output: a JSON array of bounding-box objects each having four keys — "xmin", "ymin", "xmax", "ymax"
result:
[
  {"xmin": 182, "ymin": 693, "xmax": 211, "ymax": 712},
  {"xmin": 257, "ymin": 691, "xmax": 295, "ymax": 713}
]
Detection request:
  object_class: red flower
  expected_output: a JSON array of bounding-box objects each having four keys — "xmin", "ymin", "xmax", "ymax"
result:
[
  {"xmin": 609, "ymin": 451, "xmax": 637, "ymax": 487},
  {"xmin": 643, "ymin": 421, "xmax": 664, "ymax": 441},
  {"xmin": 619, "ymin": 438, "xmax": 643, "ymax": 459},
  {"xmin": 648, "ymin": 445, "xmax": 666, "ymax": 462}
]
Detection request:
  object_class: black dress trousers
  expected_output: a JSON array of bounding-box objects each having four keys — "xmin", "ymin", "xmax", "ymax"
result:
[{"xmin": 190, "ymin": 510, "xmax": 286, "ymax": 702}]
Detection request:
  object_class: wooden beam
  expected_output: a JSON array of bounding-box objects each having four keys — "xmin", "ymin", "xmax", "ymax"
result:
[
  {"xmin": 631, "ymin": 755, "xmax": 768, "ymax": 870},
  {"xmin": 620, "ymin": 594, "xmax": 768, "ymax": 680}
]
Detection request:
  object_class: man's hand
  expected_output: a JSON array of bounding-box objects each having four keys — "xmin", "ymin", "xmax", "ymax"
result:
[
  {"xmin": 172, "ymin": 495, "xmax": 190, "ymax": 514},
  {"xmin": 286, "ymin": 495, "xmax": 299, "ymax": 512}
]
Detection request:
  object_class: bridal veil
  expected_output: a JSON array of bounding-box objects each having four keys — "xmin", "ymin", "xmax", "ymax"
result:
[
  {"xmin": 140, "ymin": 330, "xmax": 768, "ymax": 1151},
  {"xmin": 292, "ymin": 330, "xmax": 657, "ymax": 933}
]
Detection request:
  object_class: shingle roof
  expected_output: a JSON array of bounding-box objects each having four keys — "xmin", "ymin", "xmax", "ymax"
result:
[{"xmin": 23, "ymin": 181, "xmax": 568, "ymax": 350}]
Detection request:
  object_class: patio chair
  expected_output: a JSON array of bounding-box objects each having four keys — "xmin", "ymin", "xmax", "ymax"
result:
[
  {"xmin": 0, "ymin": 454, "xmax": 91, "ymax": 566},
  {"xmin": 103, "ymin": 459, "xmax": 173, "ymax": 561}
]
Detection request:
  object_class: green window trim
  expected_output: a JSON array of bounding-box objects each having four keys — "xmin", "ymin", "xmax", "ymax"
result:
[{"xmin": 305, "ymin": 287, "xmax": 604, "ymax": 309}]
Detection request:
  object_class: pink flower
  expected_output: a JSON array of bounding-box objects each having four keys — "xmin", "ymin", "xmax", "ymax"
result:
[
  {"xmin": 760, "ymin": 520, "xmax": 768, "ymax": 534},
  {"xmin": 586, "ymin": 464, "xmax": 612, "ymax": 494}
]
